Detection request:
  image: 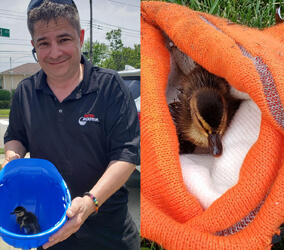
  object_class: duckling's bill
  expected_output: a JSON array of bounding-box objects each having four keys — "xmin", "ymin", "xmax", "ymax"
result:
[{"xmin": 208, "ymin": 133, "xmax": 222, "ymax": 157}]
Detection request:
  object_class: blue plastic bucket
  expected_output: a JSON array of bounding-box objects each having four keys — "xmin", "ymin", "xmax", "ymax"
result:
[{"xmin": 0, "ymin": 158, "xmax": 71, "ymax": 249}]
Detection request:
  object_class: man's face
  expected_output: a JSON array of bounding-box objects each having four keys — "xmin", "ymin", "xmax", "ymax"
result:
[{"xmin": 31, "ymin": 18, "xmax": 84, "ymax": 82}]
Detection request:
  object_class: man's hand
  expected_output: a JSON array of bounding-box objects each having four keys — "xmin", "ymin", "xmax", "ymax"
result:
[
  {"xmin": 1, "ymin": 140, "xmax": 26, "ymax": 169},
  {"xmin": 42, "ymin": 196, "xmax": 95, "ymax": 249},
  {"xmin": 42, "ymin": 160, "xmax": 135, "ymax": 249},
  {"xmin": 1, "ymin": 153, "xmax": 20, "ymax": 169}
]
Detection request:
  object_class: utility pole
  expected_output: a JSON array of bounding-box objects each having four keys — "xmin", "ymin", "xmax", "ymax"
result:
[{"xmin": 89, "ymin": 0, "xmax": 93, "ymax": 65}]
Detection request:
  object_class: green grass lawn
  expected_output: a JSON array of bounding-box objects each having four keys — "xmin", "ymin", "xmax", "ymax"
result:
[
  {"xmin": 0, "ymin": 109, "xmax": 10, "ymax": 118},
  {"xmin": 158, "ymin": 0, "xmax": 284, "ymax": 28}
]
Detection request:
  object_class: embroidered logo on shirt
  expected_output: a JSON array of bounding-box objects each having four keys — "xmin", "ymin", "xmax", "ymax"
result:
[{"xmin": 78, "ymin": 114, "xmax": 99, "ymax": 126}]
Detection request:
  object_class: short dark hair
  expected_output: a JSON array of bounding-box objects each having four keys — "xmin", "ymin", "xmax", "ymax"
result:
[{"xmin": 27, "ymin": 0, "xmax": 81, "ymax": 38}]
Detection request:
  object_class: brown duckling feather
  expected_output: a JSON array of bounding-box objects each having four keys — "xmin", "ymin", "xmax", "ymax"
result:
[{"xmin": 169, "ymin": 65, "xmax": 240, "ymax": 156}]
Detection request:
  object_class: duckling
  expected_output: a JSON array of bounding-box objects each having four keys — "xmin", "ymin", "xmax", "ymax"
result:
[
  {"xmin": 169, "ymin": 65, "xmax": 240, "ymax": 157},
  {"xmin": 11, "ymin": 206, "xmax": 41, "ymax": 234}
]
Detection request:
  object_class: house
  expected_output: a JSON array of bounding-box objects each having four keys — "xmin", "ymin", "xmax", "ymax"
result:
[{"xmin": 0, "ymin": 63, "xmax": 41, "ymax": 91}]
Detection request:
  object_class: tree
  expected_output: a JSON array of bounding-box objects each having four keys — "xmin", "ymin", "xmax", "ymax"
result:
[
  {"xmin": 100, "ymin": 44, "xmax": 140, "ymax": 71},
  {"xmin": 100, "ymin": 50, "xmax": 124, "ymax": 70},
  {"xmin": 105, "ymin": 29, "xmax": 123, "ymax": 51},
  {"xmin": 100, "ymin": 29, "xmax": 140, "ymax": 71},
  {"xmin": 124, "ymin": 44, "xmax": 140, "ymax": 69},
  {"xmin": 82, "ymin": 39, "xmax": 108, "ymax": 66},
  {"xmin": 82, "ymin": 29, "xmax": 140, "ymax": 70}
]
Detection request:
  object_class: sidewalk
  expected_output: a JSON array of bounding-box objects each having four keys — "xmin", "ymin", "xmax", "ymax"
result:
[
  {"xmin": 0, "ymin": 154, "xmax": 5, "ymax": 164},
  {"xmin": 0, "ymin": 240, "xmax": 36, "ymax": 250}
]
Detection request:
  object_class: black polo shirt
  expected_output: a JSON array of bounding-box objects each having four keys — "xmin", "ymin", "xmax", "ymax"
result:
[{"xmin": 4, "ymin": 56, "xmax": 140, "ymax": 213}]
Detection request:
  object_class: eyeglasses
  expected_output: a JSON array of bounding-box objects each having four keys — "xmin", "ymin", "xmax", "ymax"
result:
[{"xmin": 27, "ymin": 0, "xmax": 74, "ymax": 13}]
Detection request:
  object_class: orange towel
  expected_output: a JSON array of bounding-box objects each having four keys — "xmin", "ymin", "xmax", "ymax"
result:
[{"xmin": 141, "ymin": 1, "xmax": 284, "ymax": 249}]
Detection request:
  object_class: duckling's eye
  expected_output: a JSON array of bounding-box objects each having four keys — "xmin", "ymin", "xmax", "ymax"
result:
[{"xmin": 196, "ymin": 116, "xmax": 210, "ymax": 135}]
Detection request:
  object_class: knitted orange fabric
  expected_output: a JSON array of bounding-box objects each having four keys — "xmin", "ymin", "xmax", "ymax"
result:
[{"xmin": 141, "ymin": 1, "xmax": 284, "ymax": 249}]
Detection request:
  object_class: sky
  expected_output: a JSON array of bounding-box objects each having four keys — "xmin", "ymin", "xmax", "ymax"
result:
[{"xmin": 0, "ymin": 0, "xmax": 140, "ymax": 72}]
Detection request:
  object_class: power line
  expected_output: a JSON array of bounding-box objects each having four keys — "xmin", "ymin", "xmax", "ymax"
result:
[
  {"xmin": 89, "ymin": 24, "xmax": 140, "ymax": 38},
  {"xmin": 91, "ymin": 18, "xmax": 139, "ymax": 33},
  {"xmin": 0, "ymin": 8, "xmax": 25, "ymax": 14},
  {"xmin": 0, "ymin": 38, "xmax": 31, "ymax": 42},
  {"xmin": 0, "ymin": 50, "xmax": 31, "ymax": 54},
  {"xmin": 0, "ymin": 9, "xmax": 139, "ymax": 33},
  {"xmin": 0, "ymin": 13, "xmax": 26, "ymax": 19},
  {"xmin": 0, "ymin": 43, "xmax": 31, "ymax": 46},
  {"xmin": 106, "ymin": 0, "xmax": 139, "ymax": 8},
  {"xmin": 84, "ymin": 19, "xmax": 140, "ymax": 35},
  {"xmin": 0, "ymin": 14, "xmax": 139, "ymax": 38}
]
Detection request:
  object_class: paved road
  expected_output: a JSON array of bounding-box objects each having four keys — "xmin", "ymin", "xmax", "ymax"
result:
[{"xmin": 127, "ymin": 186, "xmax": 140, "ymax": 230}]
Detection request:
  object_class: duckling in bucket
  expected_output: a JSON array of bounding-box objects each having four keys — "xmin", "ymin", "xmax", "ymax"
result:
[
  {"xmin": 11, "ymin": 206, "xmax": 41, "ymax": 234},
  {"xmin": 169, "ymin": 65, "xmax": 240, "ymax": 157}
]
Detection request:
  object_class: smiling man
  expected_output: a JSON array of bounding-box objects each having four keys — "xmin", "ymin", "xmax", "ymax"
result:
[
  {"xmin": 2, "ymin": 0, "xmax": 140, "ymax": 249},
  {"xmin": 32, "ymin": 18, "xmax": 84, "ymax": 102}
]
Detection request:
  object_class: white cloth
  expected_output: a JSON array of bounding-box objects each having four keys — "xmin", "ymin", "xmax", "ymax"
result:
[{"xmin": 180, "ymin": 89, "xmax": 261, "ymax": 209}]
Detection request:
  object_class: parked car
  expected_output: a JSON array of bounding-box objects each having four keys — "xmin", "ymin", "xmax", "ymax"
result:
[
  {"xmin": 118, "ymin": 67, "xmax": 140, "ymax": 188},
  {"xmin": 118, "ymin": 67, "xmax": 140, "ymax": 121}
]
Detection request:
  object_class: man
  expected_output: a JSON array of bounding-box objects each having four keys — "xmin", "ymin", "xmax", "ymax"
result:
[{"xmin": 2, "ymin": 0, "xmax": 140, "ymax": 249}]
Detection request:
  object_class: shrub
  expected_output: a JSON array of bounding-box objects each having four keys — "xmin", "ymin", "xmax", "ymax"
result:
[
  {"xmin": 11, "ymin": 89, "xmax": 16, "ymax": 99},
  {"xmin": 0, "ymin": 101, "xmax": 10, "ymax": 109},
  {"xmin": 0, "ymin": 90, "xmax": 11, "ymax": 101}
]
